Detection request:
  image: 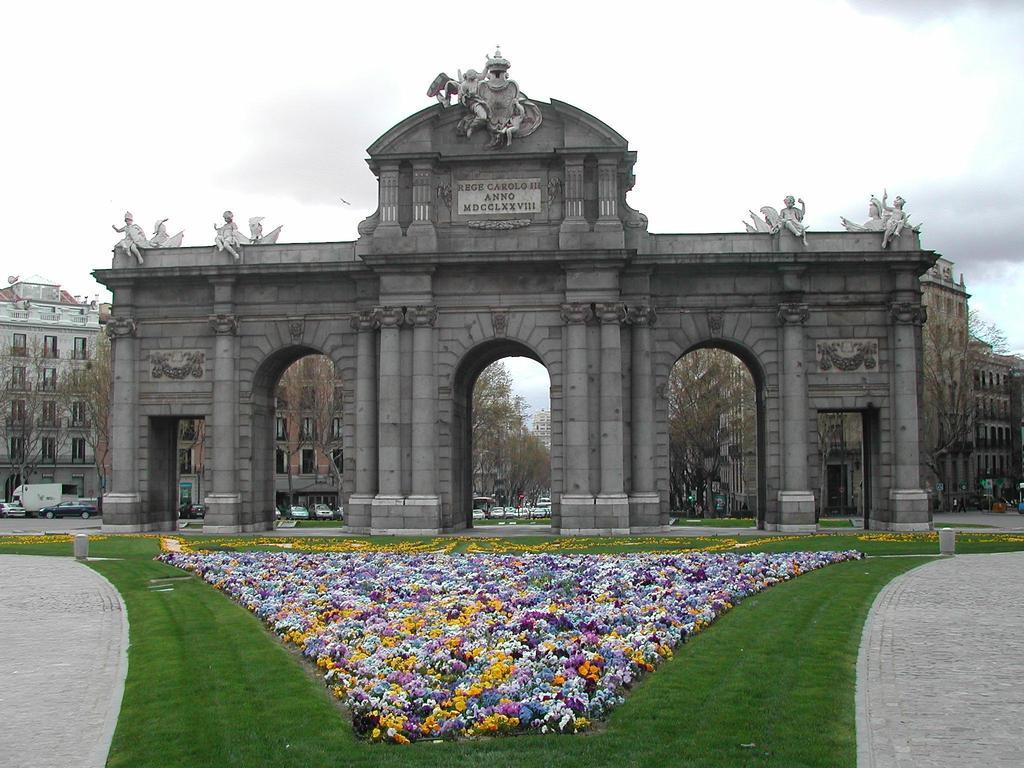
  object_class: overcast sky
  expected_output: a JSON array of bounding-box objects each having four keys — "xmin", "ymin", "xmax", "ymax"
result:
[{"xmin": 3, "ymin": 0, "xmax": 1021, "ymax": 413}]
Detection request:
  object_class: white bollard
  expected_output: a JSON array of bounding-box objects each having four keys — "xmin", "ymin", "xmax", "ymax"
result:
[
  {"xmin": 74, "ymin": 533, "xmax": 89, "ymax": 561},
  {"xmin": 938, "ymin": 527, "xmax": 955, "ymax": 556}
]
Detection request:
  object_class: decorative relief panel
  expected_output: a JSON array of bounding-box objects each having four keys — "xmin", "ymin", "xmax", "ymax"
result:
[
  {"xmin": 150, "ymin": 351, "xmax": 205, "ymax": 380},
  {"xmin": 816, "ymin": 339, "xmax": 879, "ymax": 372}
]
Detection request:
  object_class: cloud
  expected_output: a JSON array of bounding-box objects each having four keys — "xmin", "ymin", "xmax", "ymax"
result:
[
  {"xmin": 846, "ymin": 0, "xmax": 1024, "ymax": 22},
  {"xmin": 217, "ymin": 89, "xmax": 412, "ymax": 210}
]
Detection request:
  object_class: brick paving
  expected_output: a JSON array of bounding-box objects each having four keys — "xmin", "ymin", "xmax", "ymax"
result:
[
  {"xmin": 0, "ymin": 555, "xmax": 128, "ymax": 768},
  {"xmin": 857, "ymin": 552, "xmax": 1024, "ymax": 768}
]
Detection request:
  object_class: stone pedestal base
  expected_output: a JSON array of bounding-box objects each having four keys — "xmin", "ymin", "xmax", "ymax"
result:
[
  {"xmin": 248, "ymin": 508, "xmax": 275, "ymax": 532},
  {"xmin": 770, "ymin": 490, "xmax": 817, "ymax": 532},
  {"xmin": 369, "ymin": 495, "xmax": 442, "ymax": 535},
  {"xmin": 628, "ymin": 492, "xmax": 662, "ymax": 529},
  {"xmin": 101, "ymin": 493, "xmax": 146, "ymax": 532},
  {"xmin": 203, "ymin": 493, "xmax": 244, "ymax": 534},
  {"xmin": 871, "ymin": 489, "xmax": 932, "ymax": 531},
  {"xmin": 346, "ymin": 494, "xmax": 374, "ymax": 534},
  {"xmin": 559, "ymin": 494, "xmax": 597, "ymax": 535}
]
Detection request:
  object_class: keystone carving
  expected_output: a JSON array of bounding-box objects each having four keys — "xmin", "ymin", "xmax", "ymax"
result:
[
  {"xmin": 627, "ymin": 305, "xmax": 657, "ymax": 327},
  {"xmin": 560, "ymin": 303, "xmax": 593, "ymax": 325},
  {"xmin": 816, "ymin": 340, "xmax": 879, "ymax": 372},
  {"xmin": 105, "ymin": 316, "xmax": 137, "ymax": 339},
  {"xmin": 777, "ymin": 302, "xmax": 810, "ymax": 325},
  {"xmin": 208, "ymin": 313, "xmax": 238, "ymax": 335},
  {"xmin": 150, "ymin": 351, "xmax": 205, "ymax": 380},
  {"xmin": 491, "ymin": 308, "xmax": 509, "ymax": 336},
  {"xmin": 288, "ymin": 317, "xmax": 305, "ymax": 343},
  {"xmin": 407, "ymin": 306, "xmax": 438, "ymax": 327},
  {"xmin": 707, "ymin": 311, "xmax": 724, "ymax": 335},
  {"xmin": 595, "ymin": 303, "xmax": 627, "ymax": 325},
  {"xmin": 889, "ymin": 302, "xmax": 927, "ymax": 326},
  {"xmin": 349, "ymin": 310, "xmax": 379, "ymax": 332}
]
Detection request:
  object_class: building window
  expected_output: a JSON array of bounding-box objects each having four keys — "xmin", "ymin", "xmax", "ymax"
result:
[
  {"xmin": 41, "ymin": 367, "xmax": 57, "ymax": 391},
  {"xmin": 332, "ymin": 417, "xmax": 343, "ymax": 439},
  {"xmin": 71, "ymin": 474, "xmax": 85, "ymax": 496},
  {"xmin": 43, "ymin": 335, "xmax": 58, "ymax": 358},
  {"xmin": 12, "ymin": 333, "xmax": 27, "ymax": 356},
  {"xmin": 71, "ymin": 401, "xmax": 86, "ymax": 427},
  {"xmin": 275, "ymin": 449, "xmax": 287, "ymax": 474},
  {"xmin": 276, "ymin": 418, "xmax": 287, "ymax": 440},
  {"xmin": 42, "ymin": 400, "xmax": 57, "ymax": 427},
  {"xmin": 10, "ymin": 399, "xmax": 26, "ymax": 424},
  {"xmin": 71, "ymin": 437, "xmax": 86, "ymax": 463},
  {"xmin": 301, "ymin": 448, "xmax": 315, "ymax": 474},
  {"xmin": 9, "ymin": 437, "xmax": 24, "ymax": 461},
  {"xmin": 73, "ymin": 337, "xmax": 88, "ymax": 360},
  {"xmin": 41, "ymin": 437, "xmax": 56, "ymax": 462},
  {"xmin": 301, "ymin": 417, "xmax": 314, "ymax": 441},
  {"xmin": 10, "ymin": 366, "xmax": 26, "ymax": 390},
  {"xmin": 332, "ymin": 448, "xmax": 343, "ymax": 471},
  {"xmin": 179, "ymin": 448, "xmax": 193, "ymax": 474}
]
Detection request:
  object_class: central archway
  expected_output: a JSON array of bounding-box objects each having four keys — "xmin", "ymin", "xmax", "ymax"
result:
[{"xmin": 451, "ymin": 339, "xmax": 552, "ymax": 530}]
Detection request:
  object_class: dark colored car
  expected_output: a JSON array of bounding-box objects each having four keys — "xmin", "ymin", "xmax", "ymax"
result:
[
  {"xmin": 39, "ymin": 501, "xmax": 100, "ymax": 519},
  {"xmin": 178, "ymin": 504, "xmax": 207, "ymax": 519}
]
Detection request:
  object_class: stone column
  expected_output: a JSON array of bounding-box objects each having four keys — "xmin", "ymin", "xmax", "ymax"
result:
[
  {"xmin": 888, "ymin": 301, "xmax": 930, "ymax": 530},
  {"xmin": 595, "ymin": 303, "xmax": 629, "ymax": 532},
  {"xmin": 204, "ymin": 312, "xmax": 243, "ymax": 533},
  {"xmin": 407, "ymin": 162, "xmax": 439, "ymax": 249},
  {"xmin": 559, "ymin": 158, "xmax": 588, "ymax": 247},
  {"xmin": 628, "ymin": 305, "xmax": 661, "ymax": 529},
  {"xmin": 776, "ymin": 302, "xmax": 816, "ymax": 531},
  {"xmin": 597, "ymin": 160, "xmax": 617, "ymax": 220},
  {"xmin": 407, "ymin": 305, "xmax": 440, "ymax": 531},
  {"xmin": 376, "ymin": 163, "xmax": 401, "ymax": 234},
  {"xmin": 347, "ymin": 310, "xmax": 378, "ymax": 532},
  {"xmin": 373, "ymin": 306, "xmax": 405, "ymax": 526},
  {"xmin": 560, "ymin": 303, "xmax": 595, "ymax": 532},
  {"xmin": 102, "ymin": 316, "xmax": 142, "ymax": 532}
]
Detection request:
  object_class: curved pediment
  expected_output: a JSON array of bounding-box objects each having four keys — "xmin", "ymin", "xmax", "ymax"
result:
[{"xmin": 366, "ymin": 99, "xmax": 629, "ymax": 163}]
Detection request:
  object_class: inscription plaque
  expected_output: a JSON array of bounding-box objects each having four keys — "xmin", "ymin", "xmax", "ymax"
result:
[{"xmin": 457, "ymin": 178, "xmax": 542, "ymax": 216}]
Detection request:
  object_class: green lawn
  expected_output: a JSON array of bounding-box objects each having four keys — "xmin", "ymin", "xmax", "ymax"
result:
[{"xmin": 2, "ymin": 533, "xmax": 1023, "ymax": 766}]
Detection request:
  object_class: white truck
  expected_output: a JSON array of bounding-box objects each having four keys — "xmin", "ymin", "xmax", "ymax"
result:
[{"xmin": 11, "ymin": 483, "xmax": 79, "ymax": 514}]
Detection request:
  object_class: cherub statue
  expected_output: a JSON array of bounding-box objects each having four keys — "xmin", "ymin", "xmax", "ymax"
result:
[
  {"xmin": 881, "ymin": 195, "xmax": 915, "ymax": 249},
  {"xmin": 149, "ymin": 218, "xmax": 184, "ymax": 247},
  {"xmin": 111, "ymin": 211, "xmax": 149, "ymax": 264},
  {"xmin": 778, "ymin": 196, "xmax": 808, "ymax": 246},
  {"xmin": 744, "ymin": 196, "xmax": 808, "ymax": 245},
  {"xmin": 214, "ymin": 210, "xmax": 247, "ymax": 261},
  {"xmin": 840, "ymin": 190, "xmax": 921, "ymax": 247}
]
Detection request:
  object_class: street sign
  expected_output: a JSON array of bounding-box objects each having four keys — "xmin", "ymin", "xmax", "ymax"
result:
[
  {"xmin": 936, "ymin": 482, "xmax": 944, "ymax": 492},
  {"xmin": 959, "ymin": 481, "xmax": 968, "ymax": 491}
]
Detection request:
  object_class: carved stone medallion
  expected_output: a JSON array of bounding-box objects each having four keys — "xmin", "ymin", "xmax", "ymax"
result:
[
  {"xmin": 288, "ymin": 317, "xmax": 305, "ymax": 343},
  {"xmin": 816, "ymin": 339, "xmax": 879, "ymax": 372},
  {"xmin": 150, "ymin": 351, "xmax": 205, "ymax": 380}
]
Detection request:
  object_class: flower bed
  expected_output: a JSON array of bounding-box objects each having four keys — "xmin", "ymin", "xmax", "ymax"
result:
[{"xmin": 159, "ymin": 549, "xmax": 861, "ymax": 743}]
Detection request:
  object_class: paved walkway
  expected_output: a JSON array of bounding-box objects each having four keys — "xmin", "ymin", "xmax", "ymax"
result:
[
  {"xmin": 857, "ymin": 552, "xmax": 1024, "ymax": 768},
  {"xmin": 0, "ymin": 555, "xmax": 128, "ymax": 768}
]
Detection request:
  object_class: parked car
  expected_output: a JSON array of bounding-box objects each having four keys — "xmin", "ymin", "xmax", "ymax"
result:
[
  {"xmin": 288, "ymin": 505, "xmax": 310, "ymax": 520},
  {"xmin": 0, "ymin": 502, "xmax": 27, "ymax": 518},
  {"xmin": 39, "ymin": 501, "xmax": 100, "ymax": 519},
  {"xmin": 313, "ymin": 503, "xmax": 333, "ymax": 520},
  {"xmin": 178, "ymin": 504, "xmax": 207, "ymax": 519}
]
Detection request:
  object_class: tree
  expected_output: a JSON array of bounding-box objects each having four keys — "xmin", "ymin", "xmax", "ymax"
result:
[
  {"xmin": 667, "ymin": 349, "xmax": 755, "ymax": 517},
  {"xmin": 65, "ymin": 332, "xmax": 113, "ymax": 510},
  {"xmin": 472, "ymin": 362, "xmax": 550, "ymax": 510},
  {"xmin": 275, "ymin": 355, "xmax": 343, "ymax": 506},
  {"xmin": 1, "ymin": 337, "xmax": 73, "ymax": 495}
]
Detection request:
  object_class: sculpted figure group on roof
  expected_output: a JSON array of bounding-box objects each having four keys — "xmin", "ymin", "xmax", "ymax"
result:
[{"xmin": 427, "ymin": 48, "xmax": 543, "ymax": 148}]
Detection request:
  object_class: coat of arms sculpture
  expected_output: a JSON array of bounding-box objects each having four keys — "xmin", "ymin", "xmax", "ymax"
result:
[{"xmin": 427, "ymin": 48, "xmax": 543, "ymax": 148}]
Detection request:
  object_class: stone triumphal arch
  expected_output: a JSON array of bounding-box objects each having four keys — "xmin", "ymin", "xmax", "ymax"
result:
[{"xmin": 97, "ymin": 53, "xmax": 935, "ymax": 534}]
